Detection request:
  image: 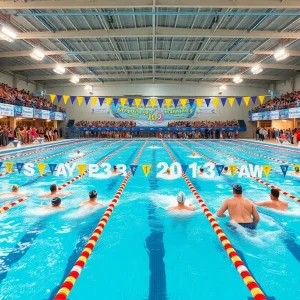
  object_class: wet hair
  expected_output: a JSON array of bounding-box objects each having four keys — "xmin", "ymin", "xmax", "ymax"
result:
[
  {"xmin": 89, "ymin": 190, "xmax": 98, "ymax": 199},
  {"xmin": 270, "ymin": 189, "xmax": 280, "ymax": 198},
  {"xmin": 224, "ymin": 166, "xmax": 228, "ymax": 171},
  {"xmin": 295, "ymin": 167, "xmax": 299, "ymax": 173},
  {"xmin": 52, "ymin": 197, "xmax": 61, "ymax": 207},
  {"xmin": 113, "ymin": 165, "xmax": 117, "ymax": 170},
  {"xmin": 200, "ymin": 167, "xmax": 204, "ymax": 172},
  {"xmin": 50, "ymin": 184, "xmax": 57, "ymax": 192},
  {"xmin": 232, "ymin": 184, "xmax": 243, "ymax": 195}
]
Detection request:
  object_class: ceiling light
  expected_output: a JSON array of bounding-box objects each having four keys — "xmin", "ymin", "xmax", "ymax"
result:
[
  {"xmin": 53, "ymin": 64, "xmax": 66, "ymax": 75},
  {"xmin": 30, "ymin": 47, "xmax": 45, "ymax": 61},
  {"xmin": 219, "ymin": 85, "xmax": 227, "ymax": 91},
  {"xmin": 233, "ymin": 75, "xmax": 243, "ymax": 84},
  {"xmin": 0, "ymin": 26, "xmax": 17, "ymax": 42},
  {"xmin": 251, "ymin": 65, "xmax": 263, "ymax": 75},
  {"xmin": 70, "ymin": 75, "xmax": 80, "ymax": 84},
  {"xmin": 274, "ymin": 48, "xmax": 289, "ymax": 61},
  {"xmin": 84, "ymin": 85, "xmax": 92, "ymax": 92}
]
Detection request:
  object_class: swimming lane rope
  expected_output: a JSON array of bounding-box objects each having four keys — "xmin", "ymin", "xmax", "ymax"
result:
[
  {"xmin": 53, "ymin": 140, "xmax": 147, "ymax": 300},
  {"xmin": 161, "ymin": 140, "xmax": 266, "ymax": 300}
]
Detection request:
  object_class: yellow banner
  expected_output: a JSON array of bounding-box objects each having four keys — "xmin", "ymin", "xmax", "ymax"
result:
[
  {"xmin": 63, "ymin": 95, "xmax": 69, "ymax": 104},
  {"xmin": 258, "ymin": 95, "xmax": 265, "ymax": 104},
  {"xmin": 91, "ymin": 97, "xmax": 98, "ymax": 107},
  {"xmin": 196, "ymin": 98, "xmax": 203, "ymax": 108},
  {"xmin": 212, "ymin": 97, "xmax": 219, "ymax": 108},
  {"xmin": 50, "ymin": 94, "xmax": 56, "ymax": 103},
  {"xmin": 37, "ymin": 163, "xmax": 47, "ymax": 176},
  {"xmin": 165, "ymin": 99, "xmax": 172, "ymax": 108},
  {"xmin": 77, "ymin": 164, "xmax": 86, "ymax": 175},
  {"xmin": 228, "ymin": 98, "xmax": 235, "ymax": 107},
  {"xmin": 77, "ymin": 96, "xmax": 83, "ymax": 106},
  {"xmin": 262, "ymin": 165, "xmax": 272, "ymax": 178},
  {"xmin": 120, "ymin": 98, "xmax": 127, "ymax": 106},
  {"xmin": 5, "ymin": 162, "xmax": 14, "ymax": 173},
  {"xmin": 228, "ymin": 165, "xmax": 237, "ymax": 176},
  {"xmin": 180, "ymin": 98, "xmax": 187, "ymax": 108},
  {"xmin": 142, "ymin": 165, "xmax": 152, "ymax": 177},
  {"xmin": 105, "ymin": 97, "xmax": 112, "ymax": 106},
  {"xmin": 134, "ymin": 98, "xmax": 141, "ymax": 108},
  {"xmin": 243, "ymin": 96, "xmax": 250, "ymax": 106},
  {"xmin": 150, "ymin": 98, "xmax": 156, "ymax": 108}
]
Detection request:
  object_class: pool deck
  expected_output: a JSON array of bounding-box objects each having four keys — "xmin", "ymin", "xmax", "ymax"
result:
[{"xmin": 241, "ymin": 138, "xmax": 300, "ymax": 148}]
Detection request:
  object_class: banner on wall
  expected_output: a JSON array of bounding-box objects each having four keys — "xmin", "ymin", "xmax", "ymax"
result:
[
  {"xmin": 14, "ymin": 105, "xmax": 22, "ymax": 117},
  {"xmin": 55, "ymin": 112, "xmax": 63, "ymax": 120},
  {"xmin": 34, "ymin": 108, "xmax": 42, "ymax": 119},
  {"xmin": 0, "ymin": 103, "xmax": 14, "ymax": 116},
  {"xmin": 42, "ymin": 110, "xmax": 50, "ymax": 120},
  {"xmin": 270, "ymin": 110, "xmax": 279, "ymax": 120},
  {"xmin": 249, "ymin": 107, "xmax": 300, "ymax": 121},
  {"xmin": 50, "ymin": 111, "xmax": 56, "ymax": 120},
  {"xmin": 288, "ymin": 107, "xmax": 300, "ymax": 118}
]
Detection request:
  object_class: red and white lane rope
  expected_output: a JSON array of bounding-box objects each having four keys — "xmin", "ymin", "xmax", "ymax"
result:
[
  {"xmin": 54, "ymin": 140, "xmax": 148, "ymax": 300},
  {"xmin": 0, "ymin": 141, "xmax": 121, "ymax": 214},
  {"xmin": 162, "ymin": 140, "xmax": 266, "ymax": 300},
  {"xmin": 181, "ymin": 140, "xmax": 300, "ymax": 204}
]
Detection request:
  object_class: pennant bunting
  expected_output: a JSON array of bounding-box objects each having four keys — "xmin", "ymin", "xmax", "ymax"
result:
[
  {"xmin": 215, "ymin": 165, "xmax": 224, "ymax": 176},
  {"xmin": 165, "ymin": 99, "xmax": 172, "ymax": 108},
  {"xmin": 181, "ymin": 165, "xmax": 188, "ymax": 174},
  {"xmin": 37, "ymin": 163, "xmax": 47, "ymax": 176},
  {"xmin": 56, "ymin": 95, "xmax": 62, "ymax": 103},
  {"xmin": 280, "ymin": 165, "xmax": 289, "ymax": 177},
  {"xmin": 236, "ymin": 97, "xmax": 243, "ymax": 106},
  {"xmin": 180, "ymin": 98, "xmax": 187, "ymax": 108},
  {"xmin": 50, "ymin": 94, "xmax": 56, "ymax": 103},
  {"xmin": 63, "ymin": 95, "xmax": 69, "ymax": 104},
  {"xmin": 243, "ymin": 96, "xmax": 250, "ymax": 106},
  {"xmin": 221, "ymin": 97, "xmax": 227, "ymax": 107},
  {"xmin": 128, "ymin": 98, "xmax": 134, "ymax": 107},
  {"xmin": 120, "ymin": 98, "xmax": 127, "ymax": 107},
  {"xmin": 84, "ymin": 96, "xmax": 90, "ymax": 105},
  {"xmin": 99, "ymin": 97, "xmax": 105, "ymax": 106},
  {"xmin": 5, "ymin": 162, "xmax": 14, "ymax": 173},
  {"xmin": 212, "ymin": 97, "xmax": 219, "ymax": 108},
  {"xmin": 258, "ymin": 95, "xmax": 265, "ymax": 104},
  {"xmin": 228, "ymin": 98, "xmax": 235, "ymax": 107},
  {"xmin": 262, "ymin": 165, "xmax": 272, "ymax": 178},
  {"xmin": 134, "ymin": 98, "xmax": 141, "ymax": 108},
  {"xmin": 113, "ymin": 98, "xmax": 119, "ymax": 106},
  {"xmin": 70, "ymin": 96, "xmax": 76, "ymax": 104},
  {"xmin": 228, "ymin": 165, "xmax": 237, "ymax": 176},
  {"xmin": 205, "ymin": 98, "xmax": 211, "ymax": 107},
  {"xmin": 49, "ymin": 164, "xmax": 57, "ymax": 175},
  {"xmin": 105, "ymin": 97, "xmax": 112, "ymax": 106},
  {"xmin": 188, "ymin": 98, "xmax": 195, "ymax": 107},
  {"xmin": 142, "ymin": 165, "xmax": 152, "ymax": 177},
  {"xmin": 196, "ymin": 98, "xmax": 203, "ymax": 108},
  {"xmin": 173, "ymin": 98, "xmax": 179, "ymax": 108},
  {"xmin": 16, "ymin": 163, "xmax": 24, "ymax": 173},
  {"xmin": 143, "ymin": 98, "xmax": 149, "ymax": 107},
  {"xmin": 150, "ymin": 98, "xmax": 156, "ymax": 108},
  {"xmin": 130, "ymin": 165, "xmax": 138, "ymax": 176},
  {"xmin": 77, "ymin": 164, "xmax": 86, "ymax": 175},
  {"xmin": 158, "ymin": 98, "xmax": 164, "ymax": 108},
  {"xmin": 91, "ymin": 97, "xmax": 98, "ymax": 107},
  {"xmin": 77, "ymin": 96, "xmax": 83, "ymax": 106},
  {"xmin": 251, "ymin": 96, "xmax": 257, "ymax": 105}
]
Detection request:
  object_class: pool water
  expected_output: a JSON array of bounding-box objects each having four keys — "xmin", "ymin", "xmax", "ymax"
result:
[{"xmin": 0, "ymin": 139, "xmax": 300, "ymax": 300}]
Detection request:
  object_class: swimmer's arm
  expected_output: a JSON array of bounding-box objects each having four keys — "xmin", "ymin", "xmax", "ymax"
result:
[
  {"xmin": 216, "ymin": 200, "xmax": 228, "ymax": 217},
  {"xmin": 56, "ymin": 192, "xmax": 72, "ymax": 197},
  {"xmin": 254, "ymin": 201, "xmax": 271, "ymax": 207},
  {"xmin": 252, "ymin": 205, "xmax": 260, "ymax": 224}
]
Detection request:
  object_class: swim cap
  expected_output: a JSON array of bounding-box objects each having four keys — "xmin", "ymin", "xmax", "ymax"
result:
[
  {"xmin": 295, "ymin": 167, "xmax": 299, "ymax": 173},
  {"xmin": 12, "ymin": 184, "xmax": 19, "ymax": 191},
  {"xmin": 167, "ymin": 168, "xmax": 170, "ymax": 173},
  {"xmin": 52, "ymin": 197, "xmax": 61, "ymax": 207},
  {"xmin": 89, "ymin": 190, "xmax": 97, "ymax": 198},
  {"xmin": 113, "ymin": 165, "xmax": 117, "ymax": 170},
  {"xmin": 50, "ymin": 184, "xmax": 57, "ymax": 192},
  {"xmin": 232, "ymin": 184, "xmax": 243, "ymax": 193},
  {"xmin": 200, "ymin": 167, "xmax": 204, "ymax": 172},
  {"xmin": 177, "ymin": 191, "xmax": 186, "ymax": 203},
  {"xmin": 224, "ymin": 166, "xmax": 228, "ymax": 171}
]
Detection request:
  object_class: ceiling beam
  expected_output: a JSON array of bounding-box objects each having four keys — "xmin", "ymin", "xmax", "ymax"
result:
[
  {"xmin": 12, "ymin": 27, "xmax": 300, "ymax": 40},
  {"xmin": 28, "ymin": 73, "xmax": 286, "ymax": 81},
  {"xmin": 2, "ymin": 0, "xmax": 300, "ymax": 9},
  {"xmin": 3, "ymin": 58, "xmax": 299, "ymax": 71}
]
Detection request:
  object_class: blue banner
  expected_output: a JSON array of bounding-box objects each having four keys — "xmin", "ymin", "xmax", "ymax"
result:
[
  {"xmin": 50, "ymin": 111, "xmax": 56, "ymax": 120},
  {"xmin": 34, "ymin": 108, "xmax": 42, "ymax": 119},
  {"xmin": 14, "ymin": 105, "xmax": 22, "ymax": 117},
  {"xmin": 249, "ymin": 108, "xmax": 300, "ymax": 121}
]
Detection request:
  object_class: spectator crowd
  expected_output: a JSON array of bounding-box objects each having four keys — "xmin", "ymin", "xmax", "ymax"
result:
[
  {"xmin": 0, "ymin": 83, "xmax": 66, "ymax": 112},
  {"xmin": 168, "ymin": 120, "xmax": 239, "ymax": 127},
  {"xmin": 75, "ymin": 120, "xmax": 136, "ymax": 127},
  {"xmin": 255, "ymin": 127, "xmax": 300, "ymax": 145}
]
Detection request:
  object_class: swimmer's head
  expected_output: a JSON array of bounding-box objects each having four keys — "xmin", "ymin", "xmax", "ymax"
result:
[
  {"xmin": 89, "ymin": 190, "xmax": 97, "ymax": 199},
  {"xmin": 77, "ymin": 150, "xmax": 80, "ymax": 154},
  {"xmin": 232, "ymin": 184, "xmax": 243, "ymax": 195},
  {"xmin": 51, "ymin": 197, "xmax": 61, "ymax": 207},
  {"xmin": 295, "ymin": 167, "xmax": 299, "ymax": 173},
  {"xmin": 12, "ymin": 184, "xmax": 19, "ymax": 192},
  {"xmin": 166, "ymin": 168, "xmax": 170, "ymax": 174},
  {"xmin": 192, "ymin": 152, "xmax": 195, "ymax": 156},
  {"xmin": 224, "ymin": 166, "xmax": 228, "ymax": 171},
  {"xmin": 270, "ymin": 188, "xmax": 280, "ymax": 200},
  {"xmin": 50, "ymin": 184, "xmax": 57, "ymax": 193},
  {"xmin": 199, "ymin": 167, "xmax": 204, "ymax": 173},
  {"xmin": 113, "ymin": 165, "xmax": 117, "ymax": 171},
  {"xmin": 177, "ymin": 191, "xmax": 186, "ymax": 204}
]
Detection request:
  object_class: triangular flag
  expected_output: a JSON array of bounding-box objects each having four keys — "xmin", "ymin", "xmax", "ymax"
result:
[
  {"xmin": 158, "ymin": 98, "xmax": 164, "ymax": 108},
  {"xmin": 142, "ymin": 165, "xmax": 152, "ymax": 177},
  {"xmin": 77, "ymin": 164, "xmax": 86, "ymax": 175},
  {"xmin": 5, "ymin": 162, "xmax": 14, "ymax": 173},
  {"xmin": 48, "ymin": 164, "xmax": 57, "ymax": 175},
  {"xmin": 251, "ymin": 96, "xmax": 257, "ymax": 104},
  {"xmin": 70, "ymin": 96, "xmax": 76, "ymax": 104},
  {"xmin": 180, "ymin": 98, "xmax": 187, "ymax": 108},
  {"xmin": 212, "ymin": 97, "xmax": 219, "ymax": 108},
  {"xmin": 243, "ymin": 96, "xmax": 250, "ymax": 106},
  {"xmin": 143, "ymin": 98, "xmax": 149, "ymax": 107},
  {"xmin": 134, "ymin": 98, "xmax": 141, "ymax": 108},
  {"xmin": 99, "ymin": 97, "xmax": 105, "ymax": 106},
  {"xmin": 236, "ymin": 97, "xmax": 242, "ymax": 106},
  {"xmin": 181, "ymin": 165, "xmax": 188, "ymax": 174},
  {"xmin": 173, "ymin": 98, "xmax": 179, "ymax": 108},
  {"xmin": 280, "ymin": 165, "xmax": 289, "ymax": 177},
  {"xmin": 228, "ymin": 98, "xmax": 235, "ymax": 107},
  {"xmin": 128, "ymin": 98, "xmax": 134, "ymax": 107},
  {"xmin": 215, "ymin": 165, "xmax": 224, "ymax": 176},
  {"xmin": 105, "ymin": 97, "xmax": 112, "ymax": 106},
  {"xmin": 120, "ymin": 98, "xmax": 127, "ymax": 106},
  {"xmin": 56, "ymin": 95, "xmax": 62, "ymax": 103},
  {"xmin": 196, "ymin": 98, "xmax": 203, "ymax": 108},
  {"xmin": 113, "ymin": 98, "xmax": 119, "ymax": 106},
  {"xmin": 228, "ymin": 165, "xmax": 237, "ymax": 176},
  {"xmin": 37, "ymin": 163, "xmax": 47, "ymax": 176},
  {"xmin": 205, "ymin": 98, "xmax": 211, "ymax": 107},
  {"xmin": 165, "ymin": 99, "xmax": 172, "ymax": 108},
  {"xmin": 262, "ymin": 165, "xmax": 271, "ymax": 178},
  {"xmin": 63, "ymin": 95, "xmax": 69, "ymax": 104},
  {"xmin": 91, "ymin": 97, "xmax": 98, "ymax": 107},
  {"xmin": 130, "ymin": 165, "xmax": 138, "ymax": 176},
  {"xmin": 150, "ymin": 98, "xmax": 156, "ymax": 108},
  {"xmin": 84, "ymin": 96, "xmax": 90, "ymax": 105},
  {"xmin": 221, "ymin": 98, "xmax": 227, "ymax": 107},
  {"xmin": 77, "ymin": 96, "xmax": 83, "ymax": 106},
  {"xmin": 258, "ymin": 95, "xmax": 265, "ymax": 104},
  {"xmin": 188, "ymin": 98, "xmax": 195, "ymax": 107},
  {"xmin": 50, "ymin": 94, "xmax": 56, "ymax": 103},
  {"xmin": 16, "ymin": 163, "xmax": 24, "ymax": 173}
]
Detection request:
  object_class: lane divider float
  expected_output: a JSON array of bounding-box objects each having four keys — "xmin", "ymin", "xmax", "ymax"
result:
[
  {"xmin": 54, "ymin": 140, "xmax": 148, "ymax": 300},
  {"xmin": 162, "ymin": 140, "xmax": 266, "ymax": 300}
]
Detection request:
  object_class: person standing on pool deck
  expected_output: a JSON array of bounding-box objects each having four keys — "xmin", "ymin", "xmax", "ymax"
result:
[
  {"xmin": 80, "ymin": 190, "xmax": 103, "ymax": 207},
  {"xmin": 217, "ymin": 184, "xmax": 260, "ymax": 229},
  {"xmin": 167, "ymin": 192, "xmax": 196, "ymax": 211},
  {"xmin": 40, "ymin": 184, "xmax": 72, "ymax": 198},
  {"xmin": 255, "ymin": 189, "xmax": 288, "ymax": 211}
]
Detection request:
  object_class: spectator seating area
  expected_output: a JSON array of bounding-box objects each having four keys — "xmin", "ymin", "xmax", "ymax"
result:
[
  {"xmin": 75, "ymin": 121, "xmax": 137, "ymax": 127},
  {"xmin": 168, "ymin": 120, "xmax": 239, "ymax": 127}
]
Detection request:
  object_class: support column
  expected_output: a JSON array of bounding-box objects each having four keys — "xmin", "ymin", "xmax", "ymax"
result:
[
  {"xmin": 12, "ymin": 74, "xmax": 18, "ymax": 89},
  {"xmin": 9, "ymin": 116, "xmax": 16, "ymax": 129}
]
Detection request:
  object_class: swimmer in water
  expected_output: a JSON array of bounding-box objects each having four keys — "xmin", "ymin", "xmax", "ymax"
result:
[
  {"xmin": 0, "ymin": 184, "xmax": 28, "ymax": 198},
  {"xmin": 40, "ymin": 184, "xmax": 72, "ymax": 198},
  {"xmin": 255, "ymin": 188, "xmax": 288, "ymax": 211},
  {"xmin": 166, "ymin": 168, "xmax": 171, "ymax": 176},
  {"xmin": 167, "ymin": 191, "xmax": 196, "ymax": 211},
  {"xmin": 217, "ymin": 184, "xmax": 260, "ymax": 230},
  {"xmin": 44, "ymin": 197, "xmax": 66, "ymax": 210},
  {"xmin": 192, "ymin": 152, "xmax": 196, "ymax": 157},
  {"xmin": 112, "ymin": 165, "xmax": 122, "ymax": 175},
  {"xmin": 80, "ymin": 190, "xmax": 103, "ymax": 207},
  {"xmin": 292, "ymin": 166, "xmax": 300, "ymax": 175},
  {"xmin": 223, "ymin": 166, "xmax": 229, "ymax": 174},
  {"xmin": 199, "ymin": 167, "xmax": 205, "ymax": 176}
]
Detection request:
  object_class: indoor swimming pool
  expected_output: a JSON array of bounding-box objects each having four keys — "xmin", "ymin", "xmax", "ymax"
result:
[{"xmin": 0, "ymin": 139, "xmax": 299, "ymax": 300}]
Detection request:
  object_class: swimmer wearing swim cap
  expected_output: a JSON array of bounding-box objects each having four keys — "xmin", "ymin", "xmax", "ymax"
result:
[
  {"xmin": 192, "ymin": 152, "xmax": 196, "ymax": 157},
  {"xmin": 293, "ymin": 166, "xmax": 300, "ymax": 175},
  {"xmin": 44, "ymin": 197, "xmax": 66, "ymax": 210},
  {"xmin": 167, "ymin": 191, "xmax": 196, "ymax": 211},
  {"xmin": 166, "ymin": 168, "xmax": 171, "ymax": 176},
  {"xmin": 40, "ymin": 183, "xmax": 72, "ymax": 198},
  {"xmin": 223, "ymin": 166, "xmax": 229, "ymax": 173},
  {"xmin": 77, "ymin": 150, "xmax": 80, "ymax": 154},
  {"xmin": 199, "ymin": 167, "xmax": 205, "ymax": 176},
  {"xmin": 0, "ymin": 184, "xmax": 27, "ymax": 198},
  {"xmin": 112, "ymin": 165, "xmax": 122, "ymax": 175},
  {"xmin": 80, "ymin": 190, "xmax": 103, "ymax": 207}
]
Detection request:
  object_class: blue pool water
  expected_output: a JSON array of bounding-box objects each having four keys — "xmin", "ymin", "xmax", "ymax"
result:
[{"xmin": 0, "ymin": 139, "xmax": 300, "ymax": 300}]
